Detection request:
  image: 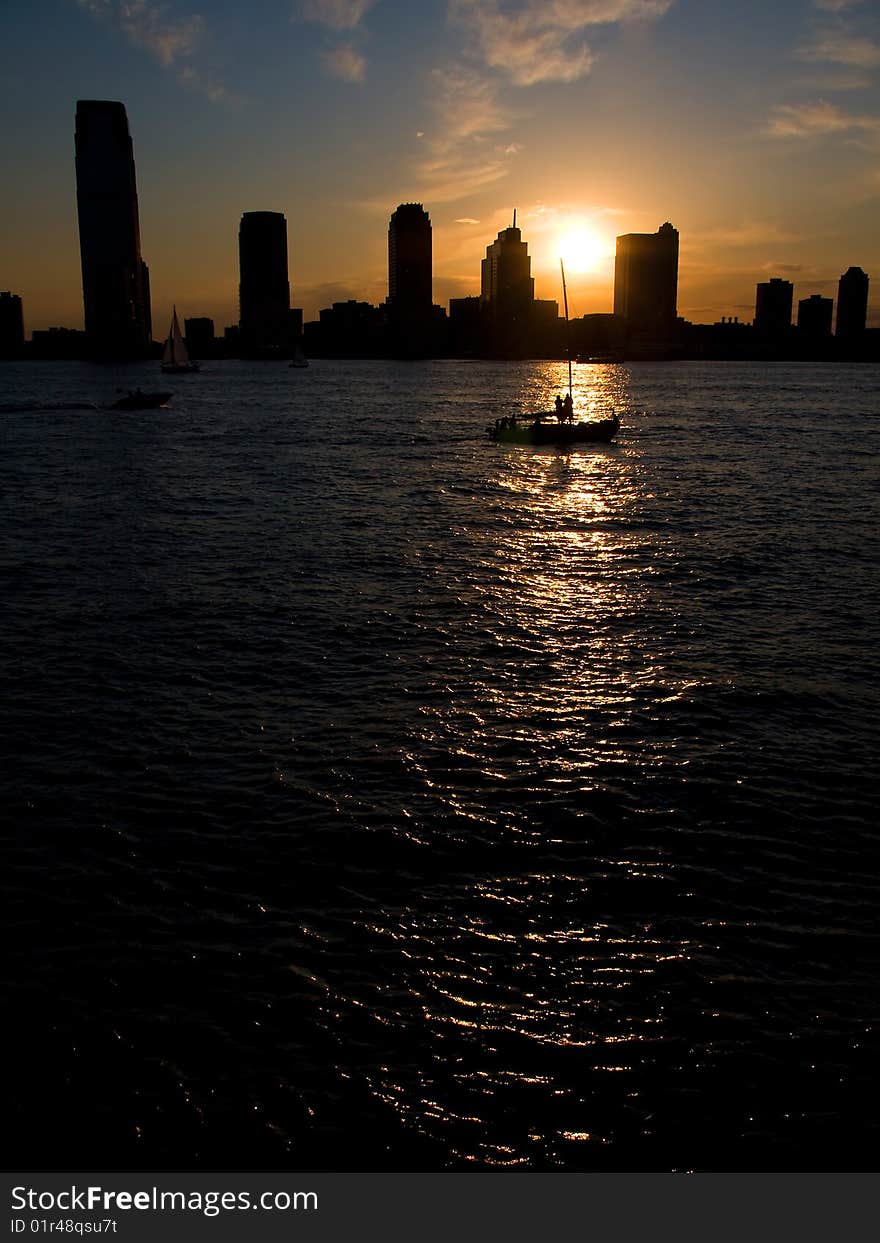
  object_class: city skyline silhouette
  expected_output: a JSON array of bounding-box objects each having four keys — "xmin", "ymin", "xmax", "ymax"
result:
[
  {"xmin": 2, "ymin": 1, "xmax": 879, "ymax": 337},
  {"xmin": 0, "ymin": 98, "xmax": 874, "ymax": 362}
]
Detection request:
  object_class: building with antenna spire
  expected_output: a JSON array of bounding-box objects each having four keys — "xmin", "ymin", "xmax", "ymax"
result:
[{"xmin": 480, "ymin": 211, "xmax": 536, "ymax": 356}]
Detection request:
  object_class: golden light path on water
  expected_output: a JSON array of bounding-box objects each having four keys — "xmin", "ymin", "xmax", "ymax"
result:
[
  {"xmin": 7, "ymin": 357, "xmax": 877, "ymax": 1169},
  {"xmin": 314, "ymin": 365, "xmax": 697, "ymax": 1166}
]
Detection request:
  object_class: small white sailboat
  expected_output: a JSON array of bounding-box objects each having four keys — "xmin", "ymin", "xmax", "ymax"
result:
[
  {"xmin": 289, "ymin": 342, "xmax": 309, "ymax": 368},
  {"xmin": 161, "ymin": 306, "xmax": 200, "ymax": 373}
]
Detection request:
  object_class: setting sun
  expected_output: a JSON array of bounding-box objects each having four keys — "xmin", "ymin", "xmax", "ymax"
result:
[{"xmin": 559, "ymin": 231, "xmax": 606, "ymax": 273}]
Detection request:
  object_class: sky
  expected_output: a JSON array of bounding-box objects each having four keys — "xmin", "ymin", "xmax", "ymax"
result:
[{"xmin": 2, "ymin": 0, "xmax": 879, "ymax": 335}]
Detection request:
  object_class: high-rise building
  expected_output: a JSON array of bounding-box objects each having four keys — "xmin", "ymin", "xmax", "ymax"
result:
[
  {"xmin": 0, "ymin": 291, "xmax": 25, "ymax": 357},
  {"xmin": 754, "ymin": 278, "xmax": 793, "ymax": 339},
  {"xmin": 797, "ymin": 294, "xmax": 833, "ymax": 339},
  {"xmin": 480, "ymin": 215, "xmax": 535, "ymax": 356},
  {"xmin": 387, "ymin": 203, "xmax": 433, "ymax": 356},
  {"xmin": 184, "ymin": 317, "xmax": 215, "ymax": 359},
  {"xmin": 75, "ymin": 100, "xmax": 152, "ymax": 358},
  {"xmin": 239, "ymin": 212, "xmax": 291, "ymax": 356},
  {"xmin": 388, "ymin": 204, "xmax": 432, "ymax": 312},
  {"xmin": 613, "ymin": 222, "xmax": 679, "ymax": 339},
  {"xmin": 836, "ymin": 267, "xmax": 869, "ymax": 340}
]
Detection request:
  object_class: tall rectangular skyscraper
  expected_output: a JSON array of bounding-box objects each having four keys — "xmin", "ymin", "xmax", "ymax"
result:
[
  {"xmin": 75, "ymin": 100, "xmax": 151, "ymax": 358},
  {"xmin": 754, "ymin": 278, "xmax": 793, "ymax": 339},
  {"xmin": 387, "ymin": 203, "xmax": 433, "ymax": 356},
  {"xmin": 836, "ymin": 267, "xmax": 869, "ymax": 340},
  {"xmin": 797, "ymin": 293, "xmax": 833, "ymax": 339},
  {"xmin": 239, "ymin": 212, "xmax": 291, "ymax": 356},
  {"xmin": 0, "ymin": 291, "xmax": 25, "ymax": 357},
  {"xmin": 613, "ymin": 222, "xmax": 679, "ymax": 340}
]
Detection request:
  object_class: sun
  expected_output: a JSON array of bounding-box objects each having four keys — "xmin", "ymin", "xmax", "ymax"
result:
[{"xmin": 558, "ymin": 230, "xmax": 606, "ymax": 274}]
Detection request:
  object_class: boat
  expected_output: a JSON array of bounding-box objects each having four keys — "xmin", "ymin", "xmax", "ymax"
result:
[
  {"xmin": 488, "ymin": 412, "xmax": 620, "ymax": 445},
  {"xmin": 289, "ymin": 343, "xmax": 309, "ymax": 368},
  {"xmin": 110, "ymin": 389, "xmax": 172, "ymax": 411},
  {"xmin": 576, "ymin": 350, "xmax": 625, "ymax": 364},
  {"xmin": 488, "ymin": 258, "xmax": 621, "ymax": 448},
  {"xmin": 161, "ymin": 307, "xmax": 200, "ymax": 373}
]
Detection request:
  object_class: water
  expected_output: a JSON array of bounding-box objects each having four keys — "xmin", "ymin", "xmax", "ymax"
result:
[{"xmin": 2, "ymin": 359, "xmax": 879, "ymax": 1170}]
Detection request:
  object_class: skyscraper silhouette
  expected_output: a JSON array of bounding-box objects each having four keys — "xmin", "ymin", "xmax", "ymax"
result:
[
  {"xmin": 481, "ymin": 215, "xmax": 535, "ymax": 357},
  {"xmin": 387, "ymin": 203, "xmax": 433, "ymax": 356},
  {"xmin": 835, "ymin": 267, "xmax": 869, "ymax": 340},
  {"xmin": 797, "ymin": 294, "xmax": 833, "ymax": 339},
  {"xmin": 613, "ymin": 222, "xmax": 679, "ymax": 341},
  {"xmin": 239, "ymin": 212, "xmax": 291, "ymax": 356},
  {"xmin": 75, "ymin": 100, "xmax": 152, "ymax": 358},
  {"xmin": 0, "ymin": 291, "xmax": 25, "ymax": 357},
  {"xmin": 754, "ymin": 278, "xmax": 793, "ymax": 340}
]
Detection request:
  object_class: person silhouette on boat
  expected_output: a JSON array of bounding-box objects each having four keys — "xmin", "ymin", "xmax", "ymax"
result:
[
  {"xmin": 555, "ymin": 395, "xmax": 564, "ymax": 422},
  {"xmin": 563, "ymin": 393, "xmax": 574, "ymax": 422}
]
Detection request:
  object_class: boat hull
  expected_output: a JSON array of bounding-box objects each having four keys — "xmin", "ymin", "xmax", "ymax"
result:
[
  {"xmin": 489, "ymin": 415, "xmax": 620, "ymax": 446},
  {"xmin": 110, "ymin": 391, "xmax": 172, "ymax": 411}
]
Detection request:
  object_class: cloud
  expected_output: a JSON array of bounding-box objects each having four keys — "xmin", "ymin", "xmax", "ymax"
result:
[
  {"xmin": 296, "ymin": 0, "xmax": 376, "ymax": 80},
  {"xmin": 77, "ymin": 0, "xmax": 202, "ymax": 65},
  {"xmin": 689, "ymin": 222, "xmax": 804, "ymax": 250},
  {"xmin": 411, "ymin": 68, "xmax": 514, "ymax": 202},
  {"xmin": 177, "ymin": 65, "xmax": 234, "ymax": 104},
  {"xmin": 796, "ymin": 32, "xmax": 880, "ymax": 68},
  {"xmin": 74, "ymin": 0, "xmax": 233, "ymax": 100},
  {"xmin": 323, "ymin": 44, "xmax": 367, "ymax": 80},
  {"xmin": 297, "ymin": 0, "xmax": 376, "ymax": 30},
  {"xmin": 429, "ymin": 66, "xmax": 510, "ymax": 141},
  {"xmin": 450, "ymin": 0, "xmax": 675, "ymax": 87},
  {"xmin": 794, "ymin": 68, "xmax": 875, "ymax": 90},
  {"xmin": 813, "ymin": 0, "xmax": 863, "ymax": 11},
  {"xmin": 766, "ymin": 99, "xmax": 880, "ymax": 136},
  {"xmin": 455, "ymin": 218, "xmax": 481, "ymax": 224}
]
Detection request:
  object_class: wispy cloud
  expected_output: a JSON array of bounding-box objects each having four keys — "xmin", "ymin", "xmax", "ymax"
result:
[
  {"xmin": 323, "ymin": 44, "xmax": 367, "ymax": 81},
  {"xmin": 796, "ymin": 32, "xmax": 880, "ymax": 68},
  {"xmin": 766, "ymin": 99, "xmax": 880, "ymax": 137},
  {"xmin": 403, "ymin": 1, "xmax": 675, "ymax": 206},
  {"xmin": 450, "ymin": 0, "xmax": 675, "ymax": 87},
  {"xmin": 296, "ymin": 0, "xmax": 376, "ymax": 80},
  {"xmin": 411, "ymin": 68, "xmax": 514, "ymax": 203},
  {"xmin": 813, "ymin": 0, "xmax": 863, "ymax": 12},
  {"xmin": 793, "ymin": 68, "xmax": 875, "ymax": 91},
  {"xmin": 75, "ymin": 0, "xmax": 232, "ymax": 100},
  {"xmin": 297, "ymin": 0, "xmax": 376, "ymax": 30},
  {"xmin": 689, "ymin": 222, "xmax": 804, "ymax": 250},
  {"xmin": 429, "ymin": 66, "xmax": 509, "ymax": 141}
]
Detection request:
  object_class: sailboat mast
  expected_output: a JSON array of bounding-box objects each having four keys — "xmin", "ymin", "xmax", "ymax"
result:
[{"xmin": 560, "ymin": 258, "xmax": 572, "ymax": 398}]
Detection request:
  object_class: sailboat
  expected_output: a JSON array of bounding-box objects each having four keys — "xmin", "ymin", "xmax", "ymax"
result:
[
  {"xmin": 487, "ymin": 255, "xmax": 620, "ymax": 446},
  {"xmin": 289, "ymin": 341, "xmax": 309, "ymax": 368},
  {"xmin": 161, "ymin": 307, "xmax": 200, "ymax": 373}
]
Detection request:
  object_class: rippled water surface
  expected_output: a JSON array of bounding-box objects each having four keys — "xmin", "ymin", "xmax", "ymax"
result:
[{"xmin": 3, "ymin": 359, "xmax": 879, "ymax": 1170}]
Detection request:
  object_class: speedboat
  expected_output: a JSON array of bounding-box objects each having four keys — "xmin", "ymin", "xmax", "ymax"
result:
[{"xmin": 110, "ymin": 389, "xmax": 172, "ymax": 411}]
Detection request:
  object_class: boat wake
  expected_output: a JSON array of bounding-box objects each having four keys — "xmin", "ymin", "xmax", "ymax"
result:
[{"xmin": 0, "ymin": 401, "xmax": 100, "ymax": 414}]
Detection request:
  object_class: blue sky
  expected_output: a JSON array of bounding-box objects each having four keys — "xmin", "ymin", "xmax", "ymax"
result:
[{"xmin": 2, "ymin": 0, "xmax": 879, "ymax": 332}]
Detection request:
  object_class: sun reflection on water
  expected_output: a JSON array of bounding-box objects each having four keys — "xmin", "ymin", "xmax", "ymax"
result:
[{"xmin": 326, "ymin": 361, "xmax": 696, "ymax": 1164}]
